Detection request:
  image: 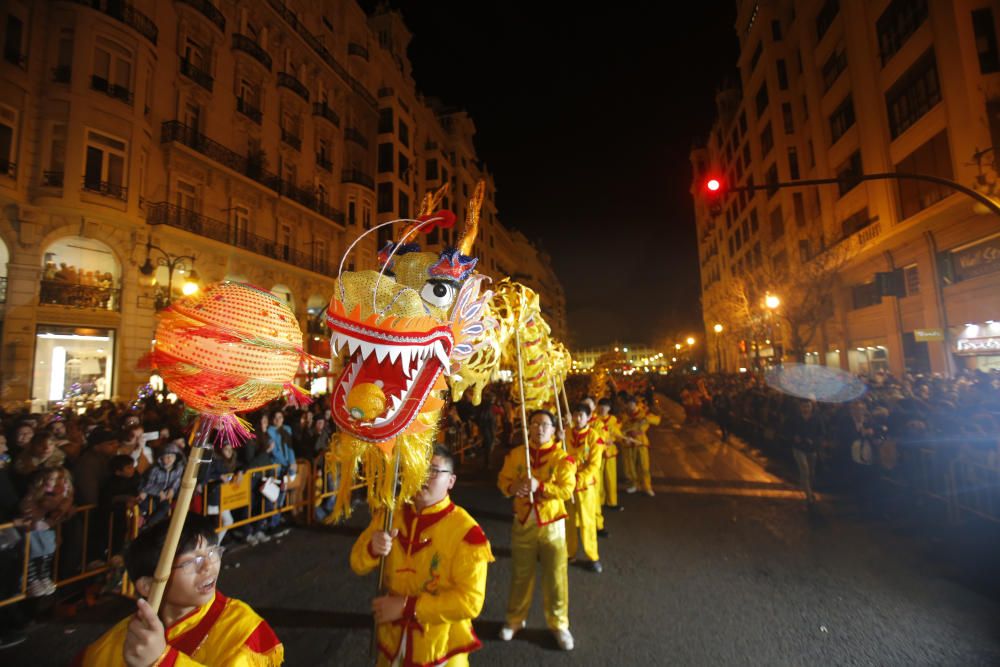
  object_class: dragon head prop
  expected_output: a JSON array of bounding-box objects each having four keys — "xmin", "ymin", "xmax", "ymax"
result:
[{"xmin": 325, "ymin": 182, "xmax": 495, "ymax": 518}]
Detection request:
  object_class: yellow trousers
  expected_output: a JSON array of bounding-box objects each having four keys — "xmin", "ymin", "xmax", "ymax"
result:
[
  {"xmin": 379, "ymin": 644, "xmax": 469, "ymax": 667},
  {"xmin": 596, "ymin": 461, "xmax": 606, "ymax": 531},
  {"xmin": 636, "ymin": 446, "xmax": 652, "ymax": 493},
  {"xmin": 603, "ymin": 456, "xmax": 618, "ymax": 507},
  {"xmin": 506, "ymin": 515, "xmax": 569, "ymax": 631},
  {"xmin": 566, "ymin": 486, "xmax": 599, "ymax": 561},
  {"xmin": 622, "ymin": 446, "xmax": 637, "ymax": 488}
]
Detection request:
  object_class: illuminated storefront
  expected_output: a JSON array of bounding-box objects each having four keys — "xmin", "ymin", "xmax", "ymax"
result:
[
  {"xmin": 32, "ymin": 325, "xmax": 115, "ymax": 413},
  {"xmin": 953, "ymin": 322, "xmax": 1000, "ymax": 371}
]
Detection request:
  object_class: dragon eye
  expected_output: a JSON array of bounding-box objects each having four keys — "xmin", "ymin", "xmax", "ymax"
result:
[{"xmin": 421, "ymin": 281, "xmax": 456, "ymax": 308}]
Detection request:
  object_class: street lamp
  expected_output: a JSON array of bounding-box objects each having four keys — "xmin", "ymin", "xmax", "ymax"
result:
[
  {"xmin": 763, "ymin": 293, "xmax": 781, "ymax": 363},
  {"xmin": 686, "ymin": 336, "xmax": 695, "ymax": 346},
  {"xmin": 765, "ymin": 293, "xmax": 781, "ymax": 310},
  {"xmin": 139, "ymin": 239, "xmax": 199, "ymax": 308},
  {"xmin": 713, "ymin": 323, "xmax": 723, "ymax": 372}
]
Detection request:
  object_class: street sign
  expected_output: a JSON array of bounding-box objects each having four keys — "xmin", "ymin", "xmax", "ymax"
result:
[{"xmin": 914, "ymin": 328, "xmax": 944, "ymax": 342}]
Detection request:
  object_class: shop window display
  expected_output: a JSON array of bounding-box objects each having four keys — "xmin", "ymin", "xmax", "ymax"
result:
[{"xmin": 32, "ymin": 326, "xmax": 115, "ymax": 413}]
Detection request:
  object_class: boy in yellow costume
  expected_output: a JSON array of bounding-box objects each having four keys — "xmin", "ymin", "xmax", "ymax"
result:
[
  {"xmin": 622, "ymin": 396, "xmax": 661, "ymax": 497},
  {"xmin": 497, "ymin": 409, "xmax": 576, "ymax": 651},
  {"xmin": 595, "ymin": 398, "xmax": 624, "ymax": 514},
  {"xmin": 352, "ymin": 446, "xmax": 493, "ymax": 666},
  {"xmin": 74, "ymin": 515, "xmax": 283, "ymax": 667},
  {"xmin": 566, "ymin": 403, "xmax": 605, "ymax": 572}
]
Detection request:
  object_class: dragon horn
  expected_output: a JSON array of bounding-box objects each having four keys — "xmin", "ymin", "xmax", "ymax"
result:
[{"xmin": 458, "ymin": 180, "xmax": 486, "ymax": 255}]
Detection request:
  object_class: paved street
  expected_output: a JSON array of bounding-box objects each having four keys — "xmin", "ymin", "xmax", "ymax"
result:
[{"xmin": 11, "ymin": 398, "xmax": 1000, "ymax": 666}]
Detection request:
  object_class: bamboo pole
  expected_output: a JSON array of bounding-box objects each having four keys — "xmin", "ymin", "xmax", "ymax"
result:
[
  {"xmin": 513, "ymin": 325, "xmax": 534, "ymax": 505},
  {"xmin": 370, "ymin": 445, "xmax": 402, "ymax": 660},
  {"xmin": 147, "ymin": 417, "xmax": 212, "ymax": 613}
]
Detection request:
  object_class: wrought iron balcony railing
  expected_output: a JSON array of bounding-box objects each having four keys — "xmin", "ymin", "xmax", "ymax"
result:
[
  {"xmin": 179, "ymin": 57, "xmax": 213, "ymax": 91},
  {"xmin": 161, "ymin": 120, "xmax": 280, "ymax": 191},
  {"xmin": 341, "ymin": 168, "xmax": 374, "ymax": 190},
  {"xmin": 280, "ymin": 127, "xmax": 302, "ymax": 151},
  {"xmin": 0, "ymin": 161, "xmax": 15, "ymax": 179},
  {"xmin": 40, "ymin": 279, "xmax": 121, "ymax": 311},
  {"xmin": 348, "ymin": 42, "xmax": 369, "ymax": 60},
  {"xmin": 316, "ymin": 155, "xmax": 332, "ymax": 172},
  {"xmin": 312, "ymin": 102, "xmax": 340, "ymax": 127},
  {"xmin": 82, "ymin": 177, "xmax": 127, "ymax": 200},
  {"xmin": 91, "ymin": 75, "xmax": 133, "ymax": 105},
  {"xmin": 69, "ymin": 0, "xmax": 157, "ymax": 45},
  {"xmin": 277, "ymin": 71, "xmax": 309, "ymax": 101},
  {"xmin": 176, "ymin": 0, "xmax": 225, "ymax": 32},
  {"xmin": 378, "ymin": 87, "xmax": 394, "ymax": 98},
  {"xmin": 345, "ymin": 127, "xmax": 368, "ymax": 149},
  {"xmin": 52, "ymin": 65, "xmax": 71, "ymax": 83},
  {"xmin": 236, "ymin": 96, "xmax": 262, "ymax": 124},
  {"xmin": 4, "ymin": 47, "xmax": 25, "ymax": 67},
  {"xmin": 42, "ymin": 171, "xmax": 64, "ymax": 187},
  {"xmin": 231, "ymin": 34, "xmax": 272, "ymax": 70}
]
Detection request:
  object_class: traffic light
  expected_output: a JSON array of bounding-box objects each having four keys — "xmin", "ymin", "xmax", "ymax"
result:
[{"xmin": 703, "ymin": 176, "xmax": 724, "ymax": 217}]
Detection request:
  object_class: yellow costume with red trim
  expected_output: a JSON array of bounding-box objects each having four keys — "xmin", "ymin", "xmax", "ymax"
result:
[
  {"xmin": 622, "ymin": 406, "xmax": 661, "ymax": 494},
  {"xmin": 594, "ymin": 413, "xmax": 623, "ymax": 520},
  {"xmin": 566, "ymin": 425, "xmax": 604, "ymax": 562},
  {"xmin": 497, "ymin": 441, "xmax": 576, "ymax": 630},
  {"xmin": 351, "ymin": 495, "xmax": 494, "ymax": 667},
  {"xmin": 74, "ymin": 591, "xmax": 282, "ymax": 666}
]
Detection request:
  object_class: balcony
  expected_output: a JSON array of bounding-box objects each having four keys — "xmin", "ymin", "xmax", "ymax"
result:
[
  {"xmin": 348, "ymin": 42, "xmax": 369, "ymax": 60},
  {"xmin": 236, "ymin": 96, "xmax": 262, "ymax": 124},
  {"xmin": 0, "ymin": 161, "xmax": 15, "ymax": 179},
  {"xmin": 312, "ymin": 102, "xmax": 340, "ymax": 127},
  {"xmin": 4, "ymin": 47, "xmax": 25, "ymax": 67},
  {"xmin": 341, "ymin": 168, "xmax": 374, "ymax": 190},
  {"xmin": 40, "ymin": 279, "xmax": 120, "ymax": 311},
  {"xmin": 42, "ymin": 171, "xmax": 64, "ymax": 187},
  {"xmin": 82, "ymin": 178, "xmax": 127, "ymax": 201},
  {"xmin": 52, "ymin": 65, "xmax": 71, "ymax": 83},
  {"xmin": 176, "ymin": 0, "xmax": 225, "ymax": 32},
  {"xmin": 179, "ymin": 57, "xmax": 214, "ymax": 91},
  {"xmin": 280, "ymin": 127, "xmax": 302, "ymax": 151},
  {"xmin": 91, "ymin": 75, "xmax": 133, "ymax": 105},
  {"xmin": 425, "ymin": 140, "xmax": 439, "ymax": 150},
  {"xmin": 232, "ymin": 34, "xmax": 272, "ymax": 71},
  {"xmin": 345, "ymin": 127, "xmax": 368, "ymax": 149},
  {"xmin": 277, "ymin": 71, "xmax": 309, "ymax": 101},
  {"xmin": 68, "ymin": 0, "xmax": 157, "ymax": 46},
  {"xmin": 147, "ymin": 201, "xmax": 337, "ymax": 273},
  {"xmin": 378, "ymin": 87, "xmax": 394, "ymax": 98},
  {"xmin": 316, "ymin": 154, "xmax": 332, "ymax": 172},
  {"xmin": 161, "ymin": 120, "xmax": 281, "ymax": 189}
]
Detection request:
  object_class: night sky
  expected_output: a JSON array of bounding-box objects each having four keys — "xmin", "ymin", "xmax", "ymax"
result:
[{"xmin": 364, "ymin": 2, "xmax": 740, "ymax": 348}]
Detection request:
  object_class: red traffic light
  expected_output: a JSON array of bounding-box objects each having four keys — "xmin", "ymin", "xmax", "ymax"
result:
[{"xmin": 706, "ymin": 178, "xmax": 721, "ymax": 192}]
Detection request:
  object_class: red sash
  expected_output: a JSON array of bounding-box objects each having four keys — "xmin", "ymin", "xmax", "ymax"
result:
[{"xmin": 169, "ymin": 591, "xmax": 229, "ymax": 656}]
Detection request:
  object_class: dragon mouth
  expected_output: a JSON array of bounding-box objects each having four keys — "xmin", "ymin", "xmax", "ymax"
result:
[{"xmin": 328, "ymin": 310, "xmax": 453, "ymax": 442}]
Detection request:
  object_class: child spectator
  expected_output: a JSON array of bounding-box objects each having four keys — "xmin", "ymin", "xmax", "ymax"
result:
[
  {"xmin": 137, "ymin": 442, "xmax": 185, "ymax": 526},
  {"xmin": 205, "ymin": 442, "xmax": 242, "ymax": 543},
  {"xmin": 19, "ymin": 467, "xmax": 75, "ymax": 597},
  {"xmin": 13, "ymin": 431, "xmax": 66, "ymax": 496}
]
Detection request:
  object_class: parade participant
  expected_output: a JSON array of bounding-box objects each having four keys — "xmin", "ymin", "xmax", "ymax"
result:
[
  {"xmin": 595, "ymin": 398, "xmax": 625, "ymax": 514},
  {"xmin": 622, "ymin": 396, "xmax": 661, "ymax": 496},
  {"xmin": 566, "ymin": 403, "xmax": 605, "ymax": 572},
  {"xmin": 580, "ymin": 397, "xmax": 606, "ymax": 535},
  {"xmin": 74, "ymin": 514, "xmax": 283, "ymax": 666},
  {"xmin": 351, "ymin": 446, "xmax": 493, "ymax": 666},
  {"xmin": 497, "ymin": 409, "xmax": 576, "ymax": 650}
]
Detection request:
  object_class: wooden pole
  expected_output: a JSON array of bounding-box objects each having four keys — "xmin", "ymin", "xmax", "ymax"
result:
[
  {"xmin": 370, "ymin": 445, "xmax": 402, "ymax": 660},
  {"xmin": 513, "ymin": 326, "xmax": 534, "ymax": 505},
  {"xmin": 147, "ymin": 417, "xmax": 212, "ymax": 613}
]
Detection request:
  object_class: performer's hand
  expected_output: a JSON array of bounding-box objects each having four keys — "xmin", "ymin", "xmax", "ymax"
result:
[
  {"xmin": 514, "ymin": 477, "xmax": 539, "ymax": 497},
  {"xmin": 372, "ymin": 594, "xmax": 406, "ymax": 623},
  {"xmin": 370, "ymin": 529, "xmax": 397, "ymax": 556},
  {"xmin": 124, "ymin": 598, "xmax": 167, "ymax": 667}
]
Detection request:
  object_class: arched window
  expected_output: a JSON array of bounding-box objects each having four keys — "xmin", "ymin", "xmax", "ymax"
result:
[{"xmin": 40, "ymin": 236, "xmax": 121, "ymax": 310}]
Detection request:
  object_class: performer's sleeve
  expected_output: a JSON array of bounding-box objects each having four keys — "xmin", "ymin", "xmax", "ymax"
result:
[
  {"xmin": 546, "ymin": 457, "xmax": 576, "ymax": 501},
  {"xmin": 609, "ymin": 418, "xmax": 625, "ymax": 440},
  {"xmin": 580, "ymin": 441, "xmax": 605, "ymax": 485},
  {"xmin": 496, "ymin": 450, "xmax": 519, "ymax": 497},
  {"xmin": 412, "ymin": 529, "xmax": 493, "ymax": 625},
  {"xmin": 349, "ymin": 513, "xmax": 384, "ymax": 575},
  {"xmin": 646, "ymin": 413, "xmax": 662, "ymax": 427}
]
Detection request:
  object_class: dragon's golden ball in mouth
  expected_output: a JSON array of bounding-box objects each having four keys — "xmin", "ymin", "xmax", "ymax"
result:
[{"xmin": 347, "ymin": 382, "xmax": 387, "ymax": 421}]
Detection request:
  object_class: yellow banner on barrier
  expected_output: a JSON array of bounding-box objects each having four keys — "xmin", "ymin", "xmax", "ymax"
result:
[{"xmin": 220, "ymin": 475, "xmax": 250, "ymax": 511}]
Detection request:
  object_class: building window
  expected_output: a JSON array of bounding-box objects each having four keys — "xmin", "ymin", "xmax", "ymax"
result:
[
  {"xmin": 852, "ymin": 282, "xmax": 881, "ymax": 309},
  {"xmin": 787, "ymin": 147, "xmax": 800, "ymax": 179},
  {"xmin": 841, "ymin": 206, "xmax": 872, "ymax": 238},
  {"xmin": 4, "ymin": 14, "xmax": 25, "ymax": 66},
  {"xmin": 33, "ymin": 325, "xmax": 116, "ymax": 410},
  {"xmin": 793, "ymin": 192, "xmax": 806, "ymax": 227},
  {"xmin": 877, "ymin": 0, "xmax": 928, "ymax": 66},
  {"xmin": 799, "ymin": 239, "xmax": 812, "ymax": 262},
  {"xmin": 363, "ymin": 203, "xmax": 372, "ymax": 230},
  {"xmin": 777, "ymin": 59, "xmax": 789, "ymax": 90},
  {"xmin": 836, "ymin": 151, "xmax": 862, "ymax": 197},
  {"xmin": 755, "ymin": 82, "xmax": 769, "ymax": 116},
  {"xmin": 765, "ymin": 163, "xmax": 779, "ymax": 199},
  {"xmin": 749, "ymin": 208, "xmax": 759, "ymax": 233},
  {"xmin": 816, "ymin": 0, "xmax": 840, "ymax": 41},
  {"xmin": 0, "ymin": 105, "xmax": 17, "ymax": 177},
  {"xmin": 772, "ymin": 19, "xmax": 782, "ymax": 41},
  {"xmin": 770, "ymin": 206, "xmax": 784, "ymax": 240},
  {"xmin": 782, "ymin": 102, "xmax": 794, "ymax": 134},
  {"xmin": 821, "ymin": 47, "xmax": 847, "ymax": 91},
  {"xmin": 885, "ymin": 50, "xmax": 940, "ymax": 139},
  {"xmin": 92, "ymin": 37, "xmax": 133, "ymax": 103},
  {"xmin": 232, "ymin": 205, "xmax": 249, "ymax": 246},
  {"xmin": 904, "ymin": 264, "xmax": 920, "ymax": 295},
  {"xmin": 175, "ymin": 180, "xmax": 197, "ymax": 212},
  {"xmin": 426, "ymin": 158, "xmax": 439, "ymax": 180},
  {"xmin": 377, "ymin": 182, "xmax": 393, "ymax": 213},
  {"xmin": 45, "ymin": 123, "xmax": 67, "ymax": 185},
  {"xmin": 829, "ymin": 95, "xmax": 855, "ymax": 144},
  {"xmin": 972, "ymin": 9, "xmax": 1000, "ymax": 74},
  {"xmin": 378, "ymin": 107, "xmax": 393, "ymax": 134},
  {"xmin": 83, "ymin": 130, "xmax": 127, "ymax": 199},
  {"xmin": 348, "ymin": 200, "xmax": 357, "ymax": 226},
  {"xmin": 750, "ymin": 41, "xmax": 763, "ymax": 71},
  {"xmin": 279, "ymin": 224, "xmax": 292, "ymax": 261},
  {"xmin": 377, "ymin": 143, "xmax": 393, "ymax": 173},
  {"xmin": 760, "ymin": 123, "xmax": 774, "ymax": 157},
  {"xmin": 398, "ymin": 153, "xmax": 409, "ymax": 183},
  {"xmin": 896, "ymin": 130, "xmax": 952, "ymax": 219},
  {"xmin": 398, "ymin": 120, "xmax": 409, "ymax": 148},
  {"xmin": 739, "ymin": 111, "xmax": 747, "ymax": 134},
  {"xmin": 398, "ymin": 191, "xmax": 409, "ymax": 219}
]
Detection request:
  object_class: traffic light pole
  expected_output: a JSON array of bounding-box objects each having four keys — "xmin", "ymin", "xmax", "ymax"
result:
[{"xmin": 717, "ymin": 171, "xmax": 1000, "ymax": 218}]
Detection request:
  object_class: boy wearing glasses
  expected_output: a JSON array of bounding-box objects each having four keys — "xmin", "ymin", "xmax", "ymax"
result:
[
  {"xmin": 497, "ymin": 409, "xmax": 577, "ymax": 651},
  {"xmin": 74, "ymin": 515, "xmax": 283, "ymax": 666},
  {"xmin": 351, "ymin": 445, "xmax": 493, "ymax": 667}
]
